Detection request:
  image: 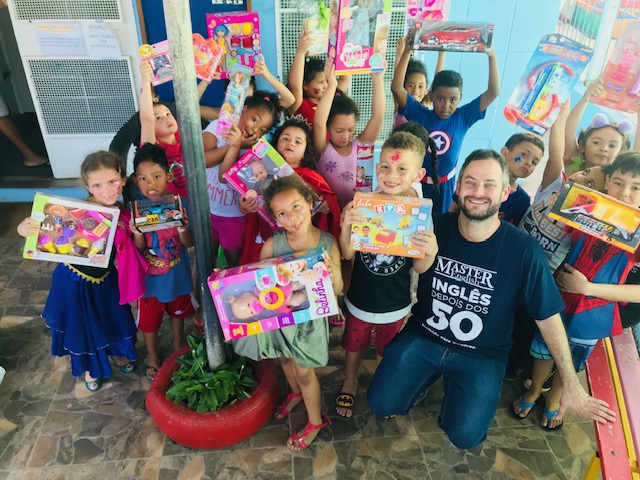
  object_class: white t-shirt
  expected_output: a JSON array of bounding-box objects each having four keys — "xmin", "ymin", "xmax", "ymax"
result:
[
  {"xmin": 518, "ymin": 175, "xmax": 570, "ymax": 271},
  {"xmin": 203, "ymin": 120, "xmax": 245, "ymax": 218}
]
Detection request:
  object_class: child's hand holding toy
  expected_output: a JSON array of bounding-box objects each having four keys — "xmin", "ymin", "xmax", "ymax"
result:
[
  {"xmin": 324, "ymin": 59, "xmax": 338, "ymax": 90},
  {"xmin": 340, "ymin": 201, "xmax": 366, "ymax": 228},
  {"xmin": 17, "ymin": 217, "xmax": 41, "ymax": 238},
  {"xmin": 140, "ymin": 61, "xmax": 153, "ymax": 82},
  {"xmin": 177, "ymin": 208, "xmax": 189, "ymax": 234},
  {"xmin": 239, "ymin": 194, "xmax": 259, "ymax": 214},
  {"xmin": 223, "ymin": 125, "xmax": 244, "ymax": 150},
  {"xmin": 583, "ymin": 78, "xmax": 605, "ymax": 101},
  {"xmin": 128, "ymin": 215, "xmax": 143, "ymax": 238},
  {"xmin": 297, "ymin": 28, "xmax": 314, "ymax": 56},
  {"xmin": 409, "ymin": 230, "xmax": 438, "ymax": 259}
]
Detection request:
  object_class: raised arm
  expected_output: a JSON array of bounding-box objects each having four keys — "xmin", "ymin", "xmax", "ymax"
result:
[
  {"xmin": 564, "ymin": 80, "xmax": 604, "ymax": 166},
  {"xmin": 255, "ymin": 55, "xmax": 295, "ymax": 110},
  {"xmin": 139, "ymin": 61, "xmax": 157, "ymax": 145},
  {"xmin": 337, "ymin": 74, "xmax": 352, "ymax": 94},
  {"xmin": 479, "ymin": 48, "xmax": 500, "ymax": 112},
  {"xmin": 287, "ymin": 29, "xmax": 314, "ymax": 115},
  {"xmin": 634, "ymin": 106, "xmax": 640, "ymax": 152},
  {"xmin": 391, "ymin": 33, "xmax": 413, "ymax": 111},
  {"xmin": 541, "ymin": 101, "xmax": 570, "ymax": 190},
  {"xmin": 358, "ymin": 72, "xmax": 385, "ymax": 143},
  {"xmin": 435, "ymin": 51, "xmax": 446, "ymax": 75},
  {"xmin": 313, "ymin": 60, "xmax": 337, "ymax": 159}
]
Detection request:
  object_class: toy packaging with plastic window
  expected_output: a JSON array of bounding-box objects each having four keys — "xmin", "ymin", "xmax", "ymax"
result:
[
  {"xmin": 139, "ymin": 41, "xmax": 173, "ymax": 86},
  {"xmin": 208, "ymin": 247, "xmax": 339, "ymax": 340},
  {"xmin": 504, "ymin": 34, "xmax": 593, "ymax": 136},
  {"xmin": 350, "ymin": 192, "xmax": 433, "ymax": 258},
  {"xmin": 355, "ymin": 143, "xmax": 374, "ymax": 192},
  {"xmin": 301, "ymin": 0, "xmax": 331, "ymax": 56},
  {"xmin": 192, "ymin": 33, "xmax": 224, "ymax": 82},
  {"xmin": 591, "ymin": 21, "xmax": 640, "ymax": 113},
  {"xmin": 216, "ymin": 63, "xmax": 253, "ymax": 136},
  {"xmin": 549, "ymin": 181, "xmax": 640, "ymax": 253},
  {"xmin": 406, "ymin": 0, "xmax": 449, "ymax": 30},
  {"xmin": 206, "ymin": 11, "xmax": 261, "ymax": 79},
  {"xmin": 132, "ymin": 194, "xmax": 184, "ymax": 233},
  {"xmin": 23, "ymin": 193, "xmax": 120, "ymax": 268},
  {"xmin": 412, "ymin": 21, "xmax": 493, "ymax": 52},
  {"xmin": 223, "ymin": 137, "xmax": 322, "ymax": 228},
  {"xmin": 327, "ymin": 0, "xmax": 392, "ymax": 75}
]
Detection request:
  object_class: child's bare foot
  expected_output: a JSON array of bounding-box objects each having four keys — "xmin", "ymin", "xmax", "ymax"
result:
[
  {"xmin": 335, "ymin": 380, "xmax": 357, "ymax": 418},
  {"xmin": 145, "ymin": 355, "xmax": 161, "ymax": 381},
  {"xmin": 511, "ymin": 391, "xmax": 540, "ymax": 419},
  {"xmin": 23, "ymin": 153, "xmax": 48, "ymax": 167}
]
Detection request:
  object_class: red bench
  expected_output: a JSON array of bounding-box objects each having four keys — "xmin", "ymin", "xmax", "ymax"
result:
[{"xmin": 583, "ymin": 329, "xmax": 640, "ymax": 480}]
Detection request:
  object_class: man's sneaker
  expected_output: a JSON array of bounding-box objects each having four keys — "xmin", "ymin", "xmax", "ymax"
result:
[{"xmin": 523, "ymin": 370, "xmax": 555, "ymax": 392}]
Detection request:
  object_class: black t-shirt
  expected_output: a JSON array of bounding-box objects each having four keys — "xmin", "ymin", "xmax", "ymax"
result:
[
  {"xmin": 620, "ymin": 263, "xmax": 640, "ymax": 329},
  {"xmin": 411, "ymin": 213, "xmax": 565, "ymax": 362}
]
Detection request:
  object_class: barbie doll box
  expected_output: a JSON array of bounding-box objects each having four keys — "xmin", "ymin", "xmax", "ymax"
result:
[
  {"xmin": 350, "ymin": 192, "xmax": 433, "ymax": 258},
  {"xmin": 327, "ymin": 0, "xmax": 392, "ymax": 75},
  {"xmin": 23, "ymin": 193, "xmax": 120, "ymax": 268},
  {"xmin": 208, "ymin": 248, "xmax": 339, "ymax": 340},
  {"xmin": 549, "ymin": 181, "xmax": 640, "ymax": 253},
  {"xmin": 223, "ymin": 137, "xmax": 323, "ymax": 229},
  {"xmin": 132, "ymin": 194, "xmax": 184, "ymax": 233}
]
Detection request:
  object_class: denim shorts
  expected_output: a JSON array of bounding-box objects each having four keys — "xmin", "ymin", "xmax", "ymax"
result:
[{"xmin": 529, "ymin": 329, "xmax": 597, "ymax": 372}]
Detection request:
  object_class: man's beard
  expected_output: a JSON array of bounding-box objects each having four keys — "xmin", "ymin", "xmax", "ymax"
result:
[{"xmin": 459, "ymin": 198, "xmax": 500, "ymax": 222}]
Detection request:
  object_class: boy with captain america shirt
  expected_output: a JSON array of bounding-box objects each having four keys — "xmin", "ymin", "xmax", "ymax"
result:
[{"xmin": 392, "ymin": 32, "xmax": 500, "ymax": 214}]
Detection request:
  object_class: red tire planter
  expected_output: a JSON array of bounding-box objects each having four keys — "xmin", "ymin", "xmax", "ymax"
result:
[{"xmin": 146, "ymin": 345, "xmax": 278, "ymax": 449}]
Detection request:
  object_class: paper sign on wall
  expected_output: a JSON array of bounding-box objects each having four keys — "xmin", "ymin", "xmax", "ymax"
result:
[
  {"xmin": 82, "ymin": 21, "xmax": 121, "ymax": 59},
  {"xmin": 37, "ymin": 23, "xmax": 86, "ymax": 56}
]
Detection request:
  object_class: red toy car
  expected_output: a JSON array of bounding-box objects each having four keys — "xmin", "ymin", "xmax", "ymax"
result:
[{"xmin": 414, "ymin": 21, "xmax": 494, "ymax": 52}]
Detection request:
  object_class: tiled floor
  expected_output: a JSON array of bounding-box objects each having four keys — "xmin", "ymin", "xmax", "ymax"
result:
[{"xmin": 0, "ymin": 209, "xmax": 598, "ymax": 480}]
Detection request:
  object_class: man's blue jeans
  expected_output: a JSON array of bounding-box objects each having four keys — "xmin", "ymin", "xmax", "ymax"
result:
[{"xmin": 367, "ymin": 325, "xmax": 506, "ymax": 449}]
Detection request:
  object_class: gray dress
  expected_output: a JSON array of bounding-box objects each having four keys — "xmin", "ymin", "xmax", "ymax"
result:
[{"xmin": 233, "ymin": 231, "xmax": 333, "ymax": 369}]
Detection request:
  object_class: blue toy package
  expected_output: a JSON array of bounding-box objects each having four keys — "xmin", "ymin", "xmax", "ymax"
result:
[{"xmin": 504, "ymin": 34, "xmax": 592, "ymax": 136}]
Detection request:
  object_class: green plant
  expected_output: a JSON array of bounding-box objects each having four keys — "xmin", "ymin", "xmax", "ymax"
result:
[{"xmin": 166, "ymin": 331, "xmax": 258, "ymax": 412}]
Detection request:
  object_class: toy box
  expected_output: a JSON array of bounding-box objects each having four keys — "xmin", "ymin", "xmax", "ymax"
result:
[
  {"xmin": 591, "ymin": 22, "xmax": 640, "ymax": 113},
  {"xmin": 504, "ymin": 34, "xmax": 593, "ymax": 137},
  {"xmin": 355, "ymin": 143, "xmax": 374, "ymax": 192},
  {"xmin": 23, "ymin": 193, "xmax": 120, "ymax": 268},
  {"xmin": 413, "ymin": 21, "xmax": 493, "ymax": 52},
  {"xmin": 300, "ymin": 0, "xmax": 331, "ymax": 55},
  {"xmin": 132, "ymin": 194, "xmax": 184, "ymax": 233},
  {"xmin": 406, "ymin": 0, "xmax": 449, "ymax": 30},
  {"xmin": 216, "ymin": 63, "xmax": 253, "ymax": 136},
  {"xmin": 208, "ymin": 247, "xmax": 339, "ymax": 340},
  {"xmin": 350, "ymin": 193, "xmax": 433, "ymax": 258},
  {"xmin": 192, "ymin": 33, "xmax": 224, "ymax": 82},
  {"xmin": 549, "ymin": 181, "xmax": 640, "ymax": 253},
  {"xmin": 139, "ymin": 40, "xmax": 173, "ymax": 86},
  {"xmin": 223, "ymin": 137, "xmax": 322, "ymax": 229},
  {"xmin": 206, "ymin": 11, "xmax": 261, "ymax": 79},
  {"xmin": 327, "ymin": 0, "xmax": 392, "ymax": 75}
]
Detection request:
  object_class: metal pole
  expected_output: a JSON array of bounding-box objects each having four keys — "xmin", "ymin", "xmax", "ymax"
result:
[{"xmin": 162, "ymin": 0, "xmax": 225, "ymax": 369}]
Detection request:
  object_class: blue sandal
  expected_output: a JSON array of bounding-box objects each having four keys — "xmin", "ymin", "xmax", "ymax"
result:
[
  {"xmin": 85, "ymin": 378, "xmax": 102, "ymax": 392},
  {"xmin": 541, "ymin": 407, "xmax": 563, "ymax": 431},
  {"xmin": 117, "ymin": 361, "xmax": 136, "ymax": 374},
  {"xmin": 510, "ymin": 395, "xmax": 539, "ymax": 419}
]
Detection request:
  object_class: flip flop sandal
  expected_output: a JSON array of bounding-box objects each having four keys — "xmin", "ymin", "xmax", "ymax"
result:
[
  {"xmin": 541, "ymin": 407, "xmax": 563, "ymax": 431},
  {"xmin": 85, "ymin": 378, "xmax": 102, "ymax": 392},
  {"xmin": 117, "ymin": 361, "xmax": 136, "ymax": 374},
  {"xmin": 287, "ymin": 414, "xmax": 332, "ymax": 451},
  {"xmin": 335, "ymin": 392, "xmax": 355, "ymax": 417},
  {"xmin": 146, "ymin": 366, "xmax": 159, "ymax": 381},
  {"xmin": 328, "ymin": 309, "xmax": 345, "ymax": 327},
  {"xmin": 274, "ymin": 391, "xmax": 303, "ymax": 419},
  {"xmin": 510, "ymin": 395, "xmax": 539, "ymax": 419}
]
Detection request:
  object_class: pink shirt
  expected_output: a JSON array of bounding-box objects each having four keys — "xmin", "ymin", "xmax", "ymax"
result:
[{"xmin": 317, "ymin": 138, "xmax": 360, "ymax": 209}]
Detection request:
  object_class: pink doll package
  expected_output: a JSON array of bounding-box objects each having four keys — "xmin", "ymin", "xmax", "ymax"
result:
[
  {"xmin": 208, "ymin": 248, "xmax": 339, "ymax": 340},
  {"xmin": 216, "ymin": 63, "xmax": 253, "ymax": 136},
  {"xmin": 139, "ymin": 41, "xmax": 173, "ymax": 86},
  {"xmin": 327, "ymin": 0, "xmax": 392, "ymax": 75},
  {"xmin": 223, "ymin": 137, "xmax": 323, "ymax": 228},
  {"xmin": 591, "ymin": 22, "xmax": 640, "ymax": 113},
  {"xmin": 355, "ymin": 143, "xmax": 374, "ymax": 192},
  {"xmin": 206, "ymin": 11, "xmax": 261, "ymax": 80},
  {"xmin": 406, "ymin": 0, "xmax": 449, "ymax": 30}
]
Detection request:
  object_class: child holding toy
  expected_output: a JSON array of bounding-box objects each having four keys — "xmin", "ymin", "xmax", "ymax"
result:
[
  {"xmin": 449, "ymin": 132, "xmax": 545, "ymax": 225},
  {"xmin": 392, "ymin": 32, "xmax": 500, "ymax": 213},
  {"xmin": 130, "ymin": 144, "xmax": 196, "ymax": 381},
  {"xmin": 202, "ymin": 92, "xmax": 282, "ymax": 268},
  {"xmin": 234, "ymin": 175, "xmax": 343, "ymax": 451},
  {"xmin": 563, "ymin": 79, "xmax": 638, "ymax": 174},
  {"xmin": 17, "ymin": 152, "xmax": 146, "ymax": 392},
  {"xmin": 238, "ymin": 116, "xmax": 342, "ymax": 264},
  {"xmin": 392, "ymin": 121, "xmax": 440, "ymax": 199},
  {"xmin": 315, "ymin": 60, "xmax": 385, "ymax": 209},
  {"xmin": 335, "ymin": 131, "xmax": 439, "ymax": 418},
  {"xmin": 287, "ymin": 29, "xmax": 351, "ymax": 125},
  {"xmin": 513, "ymin": 151, "xmax": 640, "ymax": 430}
]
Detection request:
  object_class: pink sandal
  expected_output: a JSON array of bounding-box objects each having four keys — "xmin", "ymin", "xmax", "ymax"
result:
[
  {"xmin": 287, "ymin": 414, "xmax": 332, "ymax": 451},
  {"xmin": 328, "ymin": 309, "xmax": 346, "ymax": 327},
  {"xmin": 274, "ymin": 392, "xmax": 303, "ymax": 419}
]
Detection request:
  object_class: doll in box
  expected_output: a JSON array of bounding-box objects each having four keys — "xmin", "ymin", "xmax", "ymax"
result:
[{"xmin": 225, "ymin": 280, "xmax": 310, "ymax": 322}]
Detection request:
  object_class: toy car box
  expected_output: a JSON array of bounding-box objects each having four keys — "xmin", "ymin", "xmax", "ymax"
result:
[
  {"xmin": 223, "ymin": 137, "xmax": 322, "ymax": 228},
  {"xmin": 206, "ymin": 11, "xmax": 261, "ymax": 80},
  {"xmin": 350, "ymin": 193, "xmax": 433, "ymax": 258},
  {"xmin": 132, "ymin": 194, "xmax": 184, "ymax": 233},
  {"xmin": 549, "ymin": 181, "xmax": 640, "ymax": 253},
  {"xmin": 406, "ymin": 0, "xmax": 449, "ymax": 30},
  {"xmin": 327, "ymin": 0, "xmax": 392, "ymax": 75},
  {"xmin": 355, "ymin": 143, "xmax": 374, "ymax": 192},
  {"xmin": 23, "ymin": 193, "xmax": 120, "ymax": 268},
  {"xmin": 208, "ymin": 247, "xmax": 339, "ymax": 341},
  {"xmin": 412, "ymin": 21, "xmax": 493, "ymax": 52},
  {"xmin": 504, "ymin": 34, "xmax": 593, "ymax": 136}
]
